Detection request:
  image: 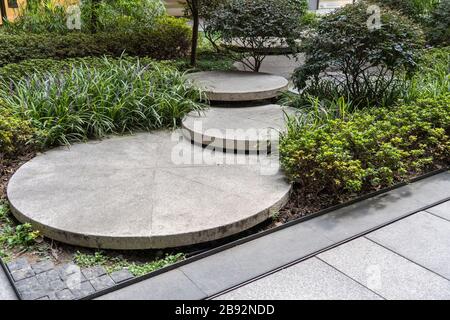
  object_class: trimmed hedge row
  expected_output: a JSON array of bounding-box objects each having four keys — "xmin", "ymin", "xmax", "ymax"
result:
[
  {"xmin": 0, "ymin": 105, "xmax": 35, "ymax": 159},
  {"xmin": 0, "ymin": 17, "xmax": 191, "ymax": 67},
  {"xmin": 280, "ymin": 94, "xmax": 450, "ymax": 197}
]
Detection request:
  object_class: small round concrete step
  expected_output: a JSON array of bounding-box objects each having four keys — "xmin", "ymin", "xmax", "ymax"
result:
[
  {"xmin": 185, "ymin": 71, "xmax": 289, "ymax": 102},
  {"xmin": 7, "ymin": 131, "xmax": 291, "ymax": 250},
  {"xmin": 182, "ymin": 104, "xmax": 296, "ymax": 153}
]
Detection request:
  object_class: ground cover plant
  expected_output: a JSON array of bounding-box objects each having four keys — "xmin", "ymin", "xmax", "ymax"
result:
[{"xmin": 0, "ymin": 57, "xmax": 207, "ymax": 147}]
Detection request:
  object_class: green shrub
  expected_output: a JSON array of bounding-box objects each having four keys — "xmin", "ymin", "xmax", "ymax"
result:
[
  {"xmin": 373, "ymin": 0, "xmax": 440, "ymax": 24},
  {"xmin": 280, "ymin": 94, "xmax": 450, "ymax": 197},
  {"xmin": 0, "ymin": 17, "xmax": 191, "ymax": 67},
  {"xmin": 0, "ymin": 57, "xmax": 206, "ymax": 147},
  {"xmin": 203, "ymin": 0, "xmax": 308, "ymax": 71},
  {"xmin": 293, "ymin": 2, "xmax": 424, "ymax": 108},
  {"xmin": 427, "ymin": 0, "xmax": 450, "ymax": 46},
  {"xmin": 399, "ymin": 47, "xmax": 450, "ymax": 103},
  {"xmin": 0, "ymin": 104, "xmax": 35, "ymax": 158},
  {"xmin": 1, "ymin": 0, "xmax": 167, "ymax": 34},
  {"xmin": 95, "ymin": 0, "xmax": 167, "ymax": 32}
]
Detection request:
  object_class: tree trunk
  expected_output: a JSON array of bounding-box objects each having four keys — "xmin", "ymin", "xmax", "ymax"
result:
[
  {"xmin": 91, "ymin": 0, "xmax": 101, "ymax": 33},
  {"xmin": 189, "ymin": 0, "xmax": 199, "ymax": 67}
]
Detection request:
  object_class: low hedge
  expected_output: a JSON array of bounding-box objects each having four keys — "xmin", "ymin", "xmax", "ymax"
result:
[
  {"xmin": 0, "ymin": 104, "xmax": 35, "ymax": 159},
  {"xmin": 0, "ymin": 17, "xmax": 191, "ymax": 67},
  {"xmin": 280, "ymin": 94, "xmax": 450, "ymax": 197}
]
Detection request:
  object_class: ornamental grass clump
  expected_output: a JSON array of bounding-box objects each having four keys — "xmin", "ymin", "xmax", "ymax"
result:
[{"xmin": 0, "ymin": 57, "xmax": 207, "ymax": 147}]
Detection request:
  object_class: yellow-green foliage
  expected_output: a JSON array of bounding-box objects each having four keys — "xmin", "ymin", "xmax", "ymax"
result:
[
  {"xmin": 0, "ymin": 103, "xmax": 35, "ymax": 158},
  {"xmin": 280, "ymin": 94, "xmax": 450, "ymax": 195}
]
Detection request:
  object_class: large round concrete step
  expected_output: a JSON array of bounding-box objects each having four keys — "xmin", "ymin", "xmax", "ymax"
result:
[
  {"xmin": 182, "ymin": 104, "xmax": 296, "ymax": 153},
  {"xmin": 7, "ymin": 131, "xmax": 291, "ymax": 250},
  {"xmin": 185, "ymin": 71, "xmax": 289, "ymax": 102}
]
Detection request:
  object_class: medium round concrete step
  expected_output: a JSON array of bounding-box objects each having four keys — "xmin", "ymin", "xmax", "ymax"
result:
[
  {"xmin": 182, "ymin": 104, "xmax": 296, "ymax": 153},
  {"xmin": 185, "ymin": 71, "xmax": 289, "ymax": 102},
  {"xmin": 7, "ymin": 131, "xmax": 291, "ymax": 250}
]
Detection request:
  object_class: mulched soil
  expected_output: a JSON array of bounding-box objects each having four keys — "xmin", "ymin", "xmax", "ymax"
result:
[{"xmin": 0, "ymin": 152, "xmax": 35, "ymax": 200}]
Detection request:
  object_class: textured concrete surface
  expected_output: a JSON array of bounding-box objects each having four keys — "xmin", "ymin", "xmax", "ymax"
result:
[
  {"xmin": 301, "ymin": 172, "xmax": 450, "ymax": 243},
  {"xmin": 3, "ymin": 258, "xmax": 129, "ymax": 300},
  {"xmin": 217, "ymin": 258, "xmax": 381, "ymax": 300},
  {"xmin": 318, "ymin": 238, "xmax": 450, "ymax": 300},
  {"xmin": 234, "ymin": 54, "xmax": 306, "ymax": 79},
  {"xmin": 179, "ymin": 222, "xmax": 332, "ymax": 296},
  {"xmin": 0, "ymin": 265, "xmax": 17, "ymax": 300},
  {"xmin": 427, "ymin": 200, "xmax": 450, "ymax": 221},
  {"xmin": 182, "ymin": 105, "xmax": 296, "ymax": 152},
  {"xmin": 185, "ymin": 71, "xmax": 288, "ymax": 101},
  {"xmin": 97, "ymin": 269, "xmax": 207, "ymax": 300},
  {"xmin": 93, "ymin": 172, "xmax": 450, "ymax": 300},
  {"xmin": 7, "ymin": 131, "xmax": 291, "ymax": 250},
  {"xmin": 367, "ymin": 212, "xmax": 450, "ymax": 280}
]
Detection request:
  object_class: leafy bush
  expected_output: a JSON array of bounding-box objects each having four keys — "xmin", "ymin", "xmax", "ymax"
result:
[
  {"xmin": 0, "ymin": 104, "xmax": 35, "ymax": 159},
  {"xmin": 0, "ymin": 16, "xmax": 191, "ymax": 67},
  {"xmin": 293, "ymin": 2, "xmax": 424, "ymax": 108},
  {"xmin": 399, "ymin": 47, "xmax": 450, "ymax": 103},
  {"xmin": 427, "ymin": 0, "xmax": 450, "ymax": 46},
  {"xmin": 203, "ymin": 0, "xmax": 308, "ymax": 71},
  {"xmin": 1, "ymin": 0, "xmax": 167, "ymax": 34},
  {"xmin": 0, "ymin": 57, "xmax": 206, "ymax": 147},
  {"xmin": 95, "ymin": 0, "xmax": 166, "ymax": 32},
  {"xmin": 280, "ymin": 94, "xmax": 450, "ymax": 197},
  {"xmin": 374, "ymin": 0, "xmax": 440, "ymax": 24}
]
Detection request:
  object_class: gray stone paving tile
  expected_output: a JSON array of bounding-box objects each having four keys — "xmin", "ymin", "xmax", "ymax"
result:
[
  {"xmin": 10, "ymin": 266, "xmax": 35, "ymax": 282},
  {"xmin": 110, "ymin": 269, "xmax": 134, "ymax": 283},
  {"xmin": 70, "ymin": 281, "xmax": 96, "ymax": 300},
  {"xmin": 90, "ymin": 274, "xmax": 115, "ymax": 291},
  {"xmin": 0, "ymin": 266, "xmax": 18, "ymax": 300},
  {"xmin": 366, "ymin": 212, "xmax": 450, "ymax": 280},
  {"xmin": 82, "ymin": 266, "xmax": 106, "ymax": 280},
  {"xmin": 58, "ymin": 263, "xmax": 86, "ymax": 282},
  {"xmin": 426, "ymin": 201, "xmax": 450, "ymax": 221},
  {"xmin": 31, "ymin": 260, "xmax": 55, "ymax": 274},
  {"xmin": 36, "ymin": 269, "xmax": 61, "ymax": 284},
  {"xmin": 180, "ymin": 223, "xmax": 333, "ymax": 296},
  {"xmin": 318, "ymin": 237, "xmax": 450, "ymax": 300},
  {"xmin": 6, "ymin": 258, "xmax": 29, "ymax": 272},
  {"xmin": 302, "ymin": 173, "xmax": 450, "ymax": 243},
  {"xmin": 56, "ymin": 289, "xmax": 75, "ymax": 300},
  {"xmin": 96, "ymin": 269, "xmax": 207, "ymax": 300},
  {"xmin": 217, "ymin": 258, "xmax": 382, "ymax": 300}
]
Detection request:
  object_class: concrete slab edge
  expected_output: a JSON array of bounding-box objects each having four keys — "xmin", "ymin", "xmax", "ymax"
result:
[
  {"xmin": 91, "ymin": 169, "xmax": 450, "ymax": 300},
  {"xmin": 3, "ymin": 169, "xmax": 449, "ymax": 300}
]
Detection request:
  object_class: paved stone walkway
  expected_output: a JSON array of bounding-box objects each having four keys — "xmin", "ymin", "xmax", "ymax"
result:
[
  {"xmin": 1, "ymin": 259, "xmax": 134, "ymax": 300},
  {"xmin": 218, "ymin": 201, "xmax": 450, "ymax": 300},
  {"xmin": 96, "ymin": 172, "xmax": 450, "ymax": 300}
]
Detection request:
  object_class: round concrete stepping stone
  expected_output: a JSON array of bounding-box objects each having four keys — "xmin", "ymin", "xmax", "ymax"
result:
[
  {"xmin": 185, "ymin": 71, "xmax": 289, "ymax": 102},
  {"xmin": 182, "ymin": 104, "xmax": 296, "ymax": 153},
  {"xmin": 7, "ymin": 131, "xmax": 291, "ymax": 250}
]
